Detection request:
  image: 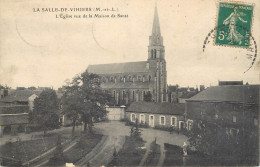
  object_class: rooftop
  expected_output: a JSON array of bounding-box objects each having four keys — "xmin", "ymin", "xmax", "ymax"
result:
[
  {"xmin": 0, "ymin": 113, "xmax": 29, "ymax": 126},
  {"xmin": 188, "ymin": 85, "xmax": 260, "ymax": 104},
  {"xmin": 0, "ymin": 90, "xmax": 42, "ymax": 103},
  {"xmin": 87, "ymin": 61, "xmax": 149, "ymax": 74},
  {"xmin": 126, "ymin": 101, "xmax": 185, "ymax": 115}
]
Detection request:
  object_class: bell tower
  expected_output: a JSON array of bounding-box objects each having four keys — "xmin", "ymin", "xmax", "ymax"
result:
[{"xmin": 148, "ymin": 5, "xmax": 167, "ymax": 102}]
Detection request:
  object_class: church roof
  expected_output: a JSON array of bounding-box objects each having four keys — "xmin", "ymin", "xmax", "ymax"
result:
[{"xmin": 87, "ymin": 61, "xmax": 149, "ymax": 74}]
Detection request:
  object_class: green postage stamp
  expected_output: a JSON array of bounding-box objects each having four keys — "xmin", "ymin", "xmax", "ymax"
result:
[{"xmin": 215, "ymin": 1, "xmax": 254, "ymax": 48}]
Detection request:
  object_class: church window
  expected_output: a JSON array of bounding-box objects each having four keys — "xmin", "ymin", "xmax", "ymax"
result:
[
  {"xmin": 123, "ymin": 91, "xmax": 125, "ymax": 101},
  {"xmin": 128, "ymin": 76, "xmax": 132, "ymax": 82},
  {"xmin": 110, "ymin": 77, "xmax": 114, "ymax": 82},
  {"xmin": 151, "ymin": 50, "xmax": 153, "ymax": 58},
  {"xmin": 154, "ymin": 49, "xmax": 156, "ymax": 58},
  {"xmin": 132, "ymin": 91, "xmax": 135, "ymax": 101},
  {"xmin": 119, "ymin": 76, "xmax": 123, "ymax": 82},
  {"xmin": 137, "ymin": 76, "xmax": 142, "ymax": 81},
  {"xmin": 148, "ymin": 75, "xmax": 151, "ymax": 82},
  {"xmin": 102, "ymin": 77, "xmax": 106, "ymax": 83},
  {"xmin": 113, "ymin": 91, "xmax": 116, "ymax": 100}
]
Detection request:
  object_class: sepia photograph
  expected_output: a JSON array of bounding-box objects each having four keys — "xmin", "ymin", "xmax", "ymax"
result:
[{"xmin": 0, "ymin": 0, "xmax": 259, "ymax": 166}]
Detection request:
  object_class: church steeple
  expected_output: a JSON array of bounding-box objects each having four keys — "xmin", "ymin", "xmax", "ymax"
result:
[
  {"xmin": 151, "ymin": 5, "xmax": 162, "ymax": 44},
  {"xmin": 148, "ymin": 5, "xmax": 164, "ymax": 60}
]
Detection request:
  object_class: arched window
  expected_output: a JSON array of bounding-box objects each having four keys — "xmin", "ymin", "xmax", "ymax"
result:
[
  {"xmin": 110, "ymin": 77, "xmax": 114, "ymax": 82},
  {"xmin": 154, "ymin": 49, "xmax": 156, "ymax": 58},
  {"xmin": 128, "ymin": 76, "xmax": 132, "ymax": 82},
  {"xmin": 137, "ymin": 75, "xmax": 142, "ymax": 82},
  {"xmin": 148, "ymin": 75, "xmax": 151, "ymax": 82}
]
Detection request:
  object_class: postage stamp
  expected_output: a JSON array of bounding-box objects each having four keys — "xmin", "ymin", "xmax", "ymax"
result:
[{"xmin": 215, "ymin": 1, "xmax": 254, "ymax": 48}]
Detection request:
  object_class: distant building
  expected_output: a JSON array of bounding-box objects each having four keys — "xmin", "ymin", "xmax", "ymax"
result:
[
  {"xmin": 87, "ymin": 6, "xmax": 167, "ymax": 104},
  {"xmin": 218, "ymin": 80, "xmax": 243, "ymax": 86},
  {"xmin": 0, "ymin": 88, "xmax": 8, "ymax": 99},
  {"xmin": 178, "ymin": 91, "xmax": 198, "ymax": 103},
  {"xmin": 168, "ymin": 86, "xmax": 199, "ymax": 103},
  {"xmin": 199, "ymin": 85, "xmax": 205, "ymax": 91},
  {"xmin": 36, "ymin": 86, "xmax": 52, "ymax": 91},
  {"xmin": 0, "ymin": 90, "xmax": 42, "ymax": 136},
  {"xmin": 126, "ymin": 101, "xmax": 185, "ymax": 129}
]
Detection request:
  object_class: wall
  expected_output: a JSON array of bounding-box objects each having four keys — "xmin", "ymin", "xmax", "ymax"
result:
[
  {"xmin": 125, "ymin": 111, "xmax": 184, "ymax": 129},
  {"xmin": 106, "ymin": 106, "xmax": 125, "ymax": 121}
]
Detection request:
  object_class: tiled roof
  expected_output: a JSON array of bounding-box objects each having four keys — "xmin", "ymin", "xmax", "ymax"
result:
[
  {"xmin": 101, "ymin": 81, "xmax": 152, "ymax": 89},
  {"xmin": 0, "ymin": 113, "xmax": 29, "ymax": 125},
  {"xmin": 0, "ymin": 90, "xmax": 42, "ymax": 103},
  {"xmin": 87, "ymin": 61, "xmax": 149, "ymax": 74},
  {"xmin": 188, "ymin": 85, "xmax": 260, "ymax": 104},
  {"xmin": 126, "ymin": 101, "xmax": 184, "ymax": 115}
]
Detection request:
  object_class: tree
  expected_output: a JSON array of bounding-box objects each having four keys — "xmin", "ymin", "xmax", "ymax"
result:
[
  {"xmin": 30, "ymin": 89, "xmax": 60, "ymax": 136},
  {"xmin": 62, "ymin": 70, "xmax": 112, "ymax": 133},
  {"xmin": 130, "ymin": 119, "xmax": 143, "ymax": 142},
  {"xmin": 48, "ymin": 134, "xmax": 66, "ymax": 166},
  {"xmin": 144, "ymin": 91, "xmax": 152, "ymax": 102}
]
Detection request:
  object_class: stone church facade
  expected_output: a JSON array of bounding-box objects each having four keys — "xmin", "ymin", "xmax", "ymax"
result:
[{"xmin": 87, "ymin": 7, "xmax": 167, "ymax": 104}]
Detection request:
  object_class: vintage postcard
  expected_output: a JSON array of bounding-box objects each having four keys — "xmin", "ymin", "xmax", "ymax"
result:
[{"xmin": 0, "ymin": 0, "xmax": 259, "ymax": 166}]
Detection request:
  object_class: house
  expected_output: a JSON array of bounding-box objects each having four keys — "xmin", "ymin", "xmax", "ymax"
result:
[
  {"xmin": 185, "ymin": 84, "xmax": 259, "ymax": 163},
  {"xmin": 186, "ymin": 84, "xmax": 259, "ymax": 131},
  {"xmin": 126, "ymin": 101, "xmax": 185, "ymax": 129},
  {"xmin": 0, "ymin": 113, "xmax": 29, "ymax": 136},
  {"xmin": 0, "ymin": 90, "xmax": 42, "ymax": 136},
  {"xmin": 87, "ymin": 6, "xmax": 167, "ymax": 104}
]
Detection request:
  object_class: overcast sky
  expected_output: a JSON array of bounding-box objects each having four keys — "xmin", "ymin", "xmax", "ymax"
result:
[{"xmin": 0, "ymin": 0, "xmax": 259, "ymax": 89}]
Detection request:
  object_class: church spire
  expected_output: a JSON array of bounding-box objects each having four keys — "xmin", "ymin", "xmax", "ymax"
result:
[
  {"xmin": 152, "ymin": 5, "xmax": 161, "ymax": 36},
  {"xmin": 149, "ymin": 5, "xmax": 163, "ymax": 46}
]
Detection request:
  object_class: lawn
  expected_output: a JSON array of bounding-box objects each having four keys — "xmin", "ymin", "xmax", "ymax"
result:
[
  {"xmin": 0, "ymin": 134, "xmax": 69, "ymax": 166},
  {"xmin": 0, "ymin": 128, "xmax": 74, "ymax": 166},
  {"xmin": 108, "ymin": 136, "xmax": 146, "ymax": 166},
  {"xmin": 64, "ymin": 133, "xmax": 103, "ymax": 163}
]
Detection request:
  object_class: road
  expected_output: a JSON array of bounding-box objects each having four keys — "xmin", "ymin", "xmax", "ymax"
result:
[{"xmin": 76, "ymin": 121, "xmax": 188, "ymax": 167}]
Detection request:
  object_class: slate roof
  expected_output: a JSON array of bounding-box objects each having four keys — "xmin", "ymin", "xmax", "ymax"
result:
[
  {"xmin": 0, "ymin": 90, "xmax": 42, "ymax": 103},
  {"xmin": 188, "ymin": 85, "xmax": 260, "ymax": 104},
  {"xmin": 126, "ymin": 101, "xmax": 185, "ymax": 115},
  {"xmin": 101, "ymin": 82, "xmax": 152, "ymax": 89},
  {"xmin": 0, "ymin": 113, "xmax": 29, "ymax": 125},
  {"xmin": 87, "ymin": 61, "xmax": 149, "ymax": 74}
]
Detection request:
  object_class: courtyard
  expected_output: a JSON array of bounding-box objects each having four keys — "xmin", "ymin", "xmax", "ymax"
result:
[{"xmin": 0, "ymin": 121, "xmax": 188, "ymax": 166}]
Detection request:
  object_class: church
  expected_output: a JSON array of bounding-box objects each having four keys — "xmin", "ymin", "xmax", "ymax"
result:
[{"xmin": 87, "ymin": 6, "xmax": 167, "ymax": 105}]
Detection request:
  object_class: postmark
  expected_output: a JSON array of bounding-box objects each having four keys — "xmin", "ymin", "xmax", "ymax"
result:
[
  {"xmin": 215, "ymin": 1, "xmax": 254, "ymax": 48},
  {"xmin": 203, "ymin": 25, "xmax": 257, "ymax": 73}
]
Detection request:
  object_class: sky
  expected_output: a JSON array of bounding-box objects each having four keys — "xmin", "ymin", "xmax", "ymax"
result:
[{"xmin": 0, "ymin": 0, "xmax": 259, "ymax": 89}]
